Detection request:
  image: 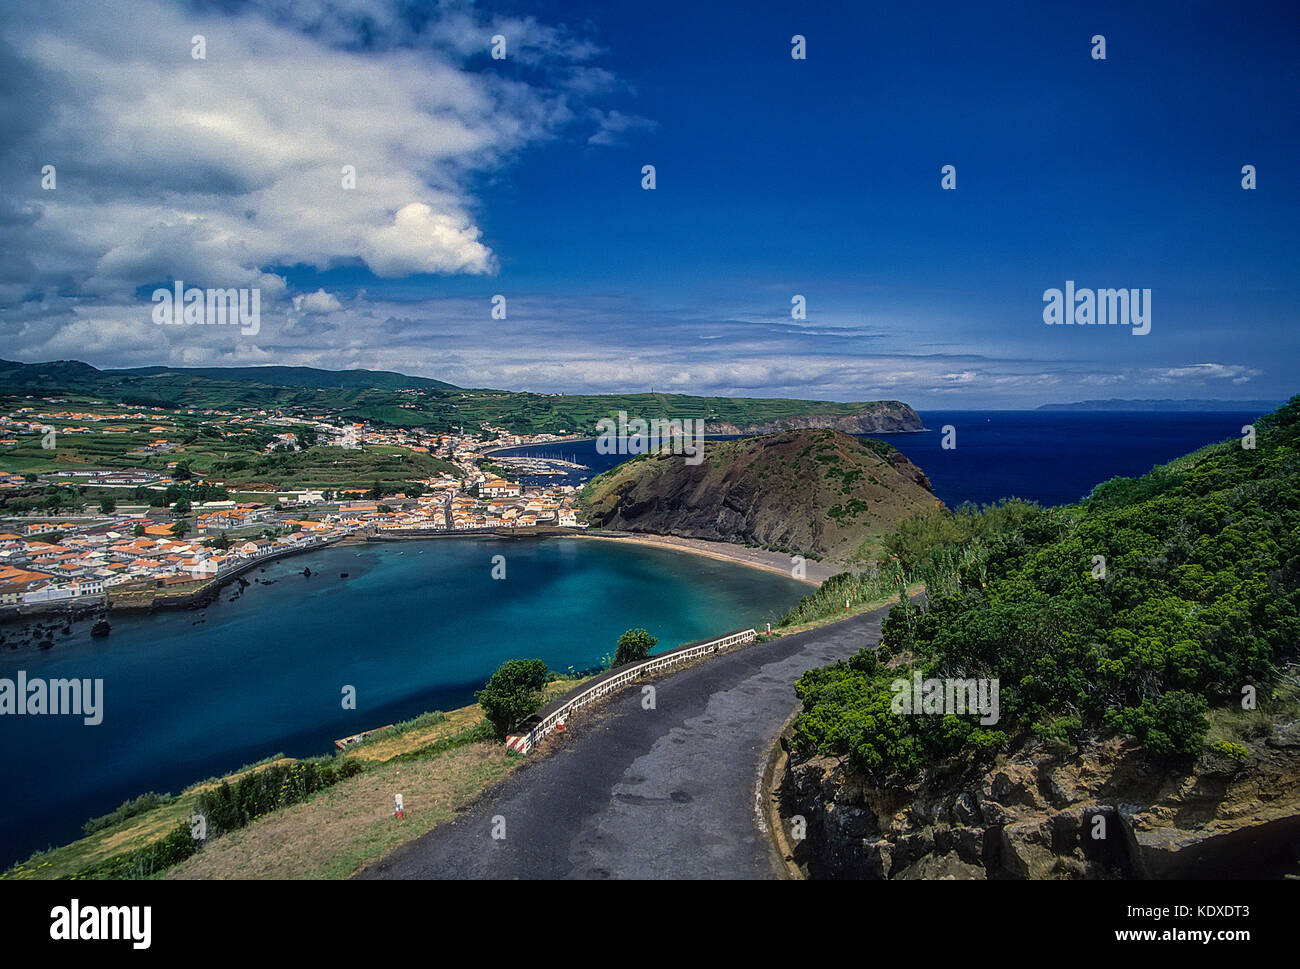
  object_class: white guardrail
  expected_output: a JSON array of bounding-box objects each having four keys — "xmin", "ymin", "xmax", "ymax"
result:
[{"xmin": 506, "ymin": 628, "xmax": 758, "ymax": 754}]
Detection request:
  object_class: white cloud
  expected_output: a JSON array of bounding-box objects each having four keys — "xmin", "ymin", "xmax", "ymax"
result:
[
  {"xmin": 364, "ymin": 204, "xmax": 492, "ymax": 277},
  {"xmin": 1149, "ymin": 363, "xmax": 1261, "ymax": 383},
  {"xmin": 0, "ymin": 0, "xmax": 624, "ymax": 304},
  {"xmin": 587, "ymin": 109, "xmax": 658, "ymax": 146},
  {"xmin": 292, "ymin": 289, "xmax": 343, "ymax": 314}
]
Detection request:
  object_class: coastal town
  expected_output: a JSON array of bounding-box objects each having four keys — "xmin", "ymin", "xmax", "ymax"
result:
[{"xmin": 0, "ymin": 396, "xmax": 589, "ymax": 616}]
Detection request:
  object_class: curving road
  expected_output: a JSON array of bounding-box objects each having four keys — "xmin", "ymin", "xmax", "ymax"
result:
[{"xmin": 358, "ymin": 603, "xmax": 893, "ymax": 880}]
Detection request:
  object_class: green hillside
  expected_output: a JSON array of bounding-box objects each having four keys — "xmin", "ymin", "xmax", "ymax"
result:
[
  {"xmin": 125, "ymin": 365, "xmax": 460, "ymax": 391},
  {"xmin": 790, "ymin": 396, "xmax": 1300, "ymax": 776},
  {"xmin": 0, "ymin": 359, "xmax": 920, "ymax": 436},
  {"xmin": 581, "ymin": 429, "xmax": 940, "ymax": 559}
]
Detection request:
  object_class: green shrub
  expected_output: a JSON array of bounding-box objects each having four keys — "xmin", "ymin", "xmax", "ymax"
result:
[
  {"xmin": 789, "ymin": 396, "xmax": 1300, "ymax": 773},
  {"xmin": 613, "ymin": 628, "xmax": 657, "ymax": 667},
  {"xmin": 1209, "ymin": 740, "xmax": 1249, "ymax": 762},
  {"xmin": 82, "ymin": 792, "xmax": 173, "ymax": 836},
  {"xmin": 194, "ymin": 758, "xmax": 364, "ymax": 837},
  {"xmin": 76, "ymin": 822, "xmax": 200, "ymax": 880},
  {"xmin": 475, "ymin": 658, "xmax": 550, "ymax": 740}
]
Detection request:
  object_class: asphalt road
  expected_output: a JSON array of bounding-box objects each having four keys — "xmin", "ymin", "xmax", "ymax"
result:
[{"xmin": 358, "ymin": 603, "xmax": 892, "ymax": 880}]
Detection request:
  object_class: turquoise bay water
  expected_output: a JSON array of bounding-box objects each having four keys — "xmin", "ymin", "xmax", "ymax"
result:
[{"xmin": 0, "ymin": 537, "xmax": 806, "ymax": 867}]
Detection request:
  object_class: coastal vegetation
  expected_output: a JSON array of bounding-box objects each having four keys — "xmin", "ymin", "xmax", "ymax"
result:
[
  {"xmin": 195, "ymin": 758, "xmax": 365, "ymax": 838},
  {"xmin": 788, "ymin": 396, "xmax": 1300, "ymax": 779},
  {"xmin": 2, "ymin": 675, "xmax": 589, "ymax": 880},
  {"xmin": 613, "ymin": 628, "xmax": 658, "ymax": 666},
  {"xmin": 82, "ymin": 792, "xmax": 172, "ymax": 837},
  {"xmin": 475, "ymin": 659, "xmax": 550, "ymax": 739}
]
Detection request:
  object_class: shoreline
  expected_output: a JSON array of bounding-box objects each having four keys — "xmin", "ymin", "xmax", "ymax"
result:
[
  {"xmin": 1, "ymin": 536, "xmax": 871, "ymax": 876},
  {"xmin": 358, "ymin": 526, "xmax": 837, "ymax": 586},
  {"xmin": 1, "ymin": 526, "xmax": 833, "ymax": 628},
  {"xmin": 567, "ymin": 530, "xmax": 837, "ymax": 586}
]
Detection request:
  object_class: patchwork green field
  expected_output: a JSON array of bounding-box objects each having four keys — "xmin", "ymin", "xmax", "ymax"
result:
[{"xmin": 0, "ymin": 358, "xmax": 916, "ymax": 436}]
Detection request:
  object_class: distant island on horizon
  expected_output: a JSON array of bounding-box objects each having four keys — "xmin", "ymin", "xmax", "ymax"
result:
[{"xmin": 1036, "ymin": 398, "xmax": 1282, "ymax": 412}]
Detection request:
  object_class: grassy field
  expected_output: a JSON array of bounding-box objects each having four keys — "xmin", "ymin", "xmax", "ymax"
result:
[
  {"xmin": 1, "ymin": 359, "xmax": 911, "ymax": 436},
  {"xmin": 0, "ymin": 755, "xmax": 296, "ymax": 880},
  {"xmin": 164, "ymin": 744, "xmax": 515, "ymax": 879},
  {"xmin": 0, "ymin": 411, "xmax": 459, "ymax": 492},
  {"xmin": 1, "ymin": 678, "xmax": 587, "ymax": 881}
]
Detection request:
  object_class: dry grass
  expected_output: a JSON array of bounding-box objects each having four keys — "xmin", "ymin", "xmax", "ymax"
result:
[
  {"xmin": 5, "ymin": 679, "xmax": 591, "ymax": 881},
  {"xmin": 165, "ymin": 742, "xmax": 515, "ymax": 880},
  {"xmin": 2, "ymin": 756, "xmax": 297, "ymax": 880},
  {"xmin": 344, "ymin": 678, "xmax": 587, "ymax": 764},
  {"xmin": 765, "ymin": 583, "xmax": 920, "ymax": 639}
]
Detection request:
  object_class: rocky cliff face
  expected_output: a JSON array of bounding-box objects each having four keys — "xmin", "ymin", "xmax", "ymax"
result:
[
  {"xmin": 707, "ymin": 402, "xmax": 923, "ymax": 435},
  {"xmin": 581, "ymin": 428, "xmax": 938, "ymax": 560},
  {"xmin": 781, "ymin": 725, "xmax": 1300, "ymax": 879}
]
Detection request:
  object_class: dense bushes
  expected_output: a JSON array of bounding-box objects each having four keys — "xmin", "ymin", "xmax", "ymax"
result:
[
  {"xmin": 475, "ymin": 659, "xmax": 550, "ymax": 740},
  {"xmin": 791, "ymin": 646, "xmax": 1008, "ymax": 775},
  {"xmin": 76, "ymin": 822, "xmax": 200, "ymax": 880},
  {"xmin": 194, "ymin": 758, "xmax": 364, "ymax": 838},
  {"xmin": 613, "ymin": 628, "xmax": 657, "ymax": 666},
  {"xmin": 779, "ymin": 563, "xmax": 908, "ymax": 627},
  {"xmin": 82, "ymin": 792, "xmax": 173, "ymax": 836},
  {"xmin": 790, "ymin": 397, "xmax": 1300, "ymax": 779}
]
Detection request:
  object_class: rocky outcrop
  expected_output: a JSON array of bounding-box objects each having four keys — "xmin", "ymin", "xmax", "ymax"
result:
[
  {"xmin": 781, "ymin": 722, "xmax": 1300, "ymax": 879},
  {"xmin": 581, "ymin": 429, "xmax": 938, "ymax": 560}
]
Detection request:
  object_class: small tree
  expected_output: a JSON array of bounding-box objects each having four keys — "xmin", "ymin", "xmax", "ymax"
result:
[
  {"xmin": 170, "ymin": 519, "xmax": 190, "ymax": 539},
  {"xmin": 133, "ymin": 522, "xmax": 147, "ymax": 537},
  {"xmin": 613, "ymin": 628, "xmax": 658, "ymax": 667},
  {"xmin": 367, "ymin": 480, "xmax": 384, "ymax": 500},
  {"xmin": 475, "ymin": 659, "xmax": 549, "ymax": 740},
  {"xmin": 99, "ymin": 497, "xmax": 117, "ymax": 514}
]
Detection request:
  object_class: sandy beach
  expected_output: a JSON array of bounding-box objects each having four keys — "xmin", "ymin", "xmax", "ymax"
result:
[{"xmin": 571, "ymin": 530, "xmax": 840, "ymax": 586}]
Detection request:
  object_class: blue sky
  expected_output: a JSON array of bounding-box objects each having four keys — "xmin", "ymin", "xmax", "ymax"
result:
[{"xmin": 1, "ymin": 0, "xmax": 1297, "ymax": 406}]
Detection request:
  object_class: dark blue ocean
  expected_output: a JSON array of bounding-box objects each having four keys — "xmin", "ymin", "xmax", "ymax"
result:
[{"xmin": 496, "ymin": 410, "xmax": 1267, "ymax": 507}]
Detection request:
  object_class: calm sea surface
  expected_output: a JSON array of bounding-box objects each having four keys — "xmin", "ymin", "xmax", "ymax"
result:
[{"xmin": 0, "ymin": 538, "xmax": 806, "ymax": 866}]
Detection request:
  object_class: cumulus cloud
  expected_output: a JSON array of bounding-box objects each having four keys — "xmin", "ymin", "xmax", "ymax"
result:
[
  {"xmin": 291, "ymin": 289, "xmax": 343, "ymax": 314},
  {"xmin": 0, "ymin": 0, "xmax": 626, "ymax": 305},
  {"xmin": 364, "ymin": 204, "xmax": 492, "ymax": 277},
  {"xmin": 0, "ymin": 1, "xmax": 1275, "ymax": 410}
]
